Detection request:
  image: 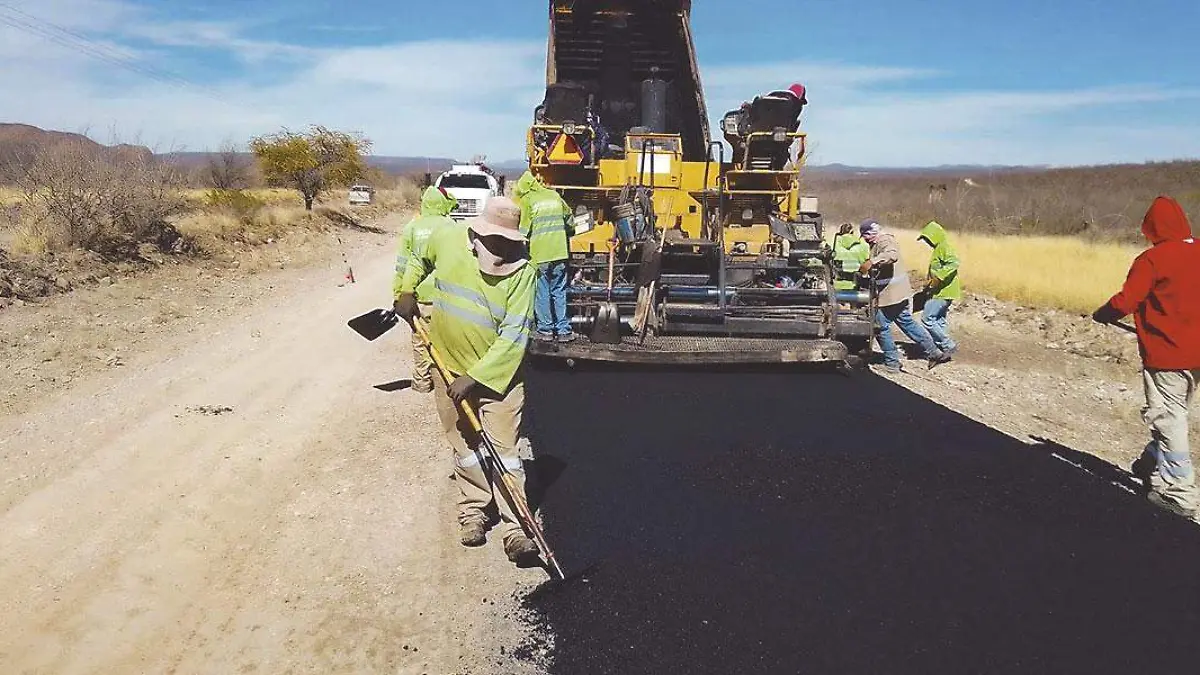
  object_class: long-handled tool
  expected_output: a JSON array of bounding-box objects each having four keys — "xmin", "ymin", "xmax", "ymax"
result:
[
  {"xmin": 591, "ymin": 238, "xmax": 622, "ymax": 344},
  {"xmin": 411, "ymin": 319, "xmax": 567, "ymax": 580}
]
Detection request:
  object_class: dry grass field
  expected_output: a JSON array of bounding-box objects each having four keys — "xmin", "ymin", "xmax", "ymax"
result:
[
  {"xmin": 809, "ymin": 161, "xmax": 1196, "ymax": 313},
  {"xmin": 894, "ymin": 228, "xmax": 1141, "ymax": 315}
]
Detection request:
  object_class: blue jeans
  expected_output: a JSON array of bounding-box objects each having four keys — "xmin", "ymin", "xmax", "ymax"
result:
[
  {"xmin": 875, "ymin": 300, "xmax": 941, "ymax": 368},
  {"xmin": 922, "ymin": 298, "xmax": 958, "ymax": 352},
  {"xmin": 535, "ymin": 261, "xmax": 570, "ymax": 335}
]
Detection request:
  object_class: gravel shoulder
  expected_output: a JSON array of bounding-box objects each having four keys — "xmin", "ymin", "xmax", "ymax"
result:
[
  {"xmin": 878, "ymin": 297, "xmax": 1195, "ymax": 480},
  {"xmin": 0, "ymin": 214, "xmax": 544, "ymax": 675}
]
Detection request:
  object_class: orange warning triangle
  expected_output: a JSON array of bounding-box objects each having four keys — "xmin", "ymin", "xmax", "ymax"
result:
[{"xmin": 547, "ymin": 133, "xmax": 584, "ymax": 165}]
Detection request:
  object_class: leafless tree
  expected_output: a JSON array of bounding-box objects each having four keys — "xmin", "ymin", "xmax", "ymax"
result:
[
  {"xmin": 206, "ymin": 142, "xmax": 251, "ymax": 191},
  {"xmin": 16, "ymin": 140, "xmax": 188, "ymax": 253}
]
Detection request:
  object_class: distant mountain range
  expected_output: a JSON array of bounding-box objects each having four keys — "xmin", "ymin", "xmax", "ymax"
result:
[
  {"xmin": 0, "ymin": 123, "xmax": 153, "ymax": 180},
  {"xmin": 0, "ymin": 123, "xmax": 1055, "ymax": 184},
  {"xmin": 806, "ymin": 163, "xmax": 1049, "ymax": 177}
]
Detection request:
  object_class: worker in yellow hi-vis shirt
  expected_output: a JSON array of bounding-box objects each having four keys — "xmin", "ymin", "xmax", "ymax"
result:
[
  {"xmin": 392, "ymin": 186, "xmax": 457, "ymax": 394},
  {"xmin": 394, "ymin": 196, "xmax": 540, "ymax": 567}
]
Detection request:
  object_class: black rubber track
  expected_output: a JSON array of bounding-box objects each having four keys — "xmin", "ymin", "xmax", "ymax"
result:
[{"xmin": 520, "ymin": 364, "xmax": 1200, "ymax": 675}]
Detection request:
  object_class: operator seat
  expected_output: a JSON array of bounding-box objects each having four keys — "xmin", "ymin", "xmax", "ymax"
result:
[
  {"xmin": 748, "ymin": 92, "xmax": 803, "ymax": 133},
  {"xmin": 543, "ymin": 82, "xmax": 591, "ymax": 123}
]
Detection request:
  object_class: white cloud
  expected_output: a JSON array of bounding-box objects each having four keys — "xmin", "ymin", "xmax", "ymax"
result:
[
  {"xmin": 1, "ymin": 1, "xmax": 1197, "ymax": 165},
  {"xmin": 123, "ymin": 20, "xmax": 315, "ymax": 63}
]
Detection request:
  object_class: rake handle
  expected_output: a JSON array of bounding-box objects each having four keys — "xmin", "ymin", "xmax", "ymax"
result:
[{"xmin": 411, "ymin": 319, "xmax": 566, "ymax": 580}]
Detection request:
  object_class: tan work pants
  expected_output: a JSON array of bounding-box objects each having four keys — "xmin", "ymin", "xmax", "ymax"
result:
[
  {"xmin": 1140, "ymin": 368, "xmax": 1199, "ymax": 513},
  {"xmin": 409, "ymin": 306, "xmax": 434, "ymax": 394},
  {"xmin": 433, "ymin": 370, "xmax": 528, "ymax": 544}
]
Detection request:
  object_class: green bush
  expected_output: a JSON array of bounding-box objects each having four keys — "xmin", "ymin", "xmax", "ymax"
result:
[{"xmin": 204, "ymin": 189, "xmax": 267, "ymax": 222}]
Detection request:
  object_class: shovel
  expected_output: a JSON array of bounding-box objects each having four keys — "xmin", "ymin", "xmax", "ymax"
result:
[
  {"xmin": 347, "ymin": 308, "xmax": 400, "ymax": 341},
  {"xmin": 591, "ymin": 239, "xmax": 622, "ymax": 345}
]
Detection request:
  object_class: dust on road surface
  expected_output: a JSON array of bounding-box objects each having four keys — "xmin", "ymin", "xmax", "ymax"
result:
[{"xmin": 0, "ymin": 216, "xmax": 545, "ymax": 674}]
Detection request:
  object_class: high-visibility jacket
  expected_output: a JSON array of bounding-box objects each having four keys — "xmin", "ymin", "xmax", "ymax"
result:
[
  {"xmin": 401, "ymin": 224, "xmax": 535, "ymax": 394},
  {"xmin": 514, "ymin": 170, "xmax": 572, "ymax": 265},
  {"xmin": 918, "ymin": 221, "xmax": 963, "ymax": 301},
  {"xmin": 394, "ymin": 187, "xmax": 457, "ymax": 303},
  {"xmin": 832, "ymin": 234, "xmax": 870, "ymax": 291}
]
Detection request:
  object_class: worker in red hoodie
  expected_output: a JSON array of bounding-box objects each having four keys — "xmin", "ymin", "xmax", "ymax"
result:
[{"xmin": 1093, "ymin": 196, "xmax": 1200, "ymax": 522}]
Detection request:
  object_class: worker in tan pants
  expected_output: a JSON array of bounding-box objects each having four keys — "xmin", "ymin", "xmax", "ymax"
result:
[
  {"xmin": 432, "ymin": 369, "xmax": 528, "ymax": 546},
  {"xmin": 410, "ymin": 313, "xmax": 434, "ymax": 393},
  {"xmin": 397, "ymin": 195, "xmax": 541, "ymax": 565}
]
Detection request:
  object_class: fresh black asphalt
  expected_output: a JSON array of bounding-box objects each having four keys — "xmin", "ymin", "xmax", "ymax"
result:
[{"xmin": 519, "ymin": 364, "xmax": 1200, "ymax": 674}]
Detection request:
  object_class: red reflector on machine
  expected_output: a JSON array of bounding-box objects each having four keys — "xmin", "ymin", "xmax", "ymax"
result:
[{"xmin": 548, "ymin": 133, "xmax": 584, "ymax": 165}]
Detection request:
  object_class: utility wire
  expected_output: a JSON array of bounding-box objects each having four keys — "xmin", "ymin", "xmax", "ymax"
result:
[{"xmin": 0, "ymin": 2, "xmax": 238, "ymax": 107}]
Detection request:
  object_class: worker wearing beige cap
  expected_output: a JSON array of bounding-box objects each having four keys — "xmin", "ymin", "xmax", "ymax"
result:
[{"xmin": 394, "ymin": 196, "xmax": 541, "ymax": 566}]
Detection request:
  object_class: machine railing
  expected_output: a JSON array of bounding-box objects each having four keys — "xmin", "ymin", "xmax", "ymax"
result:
[{"xmin": 734, "ymin": 130, "xmax": 807, "ymax": 172}]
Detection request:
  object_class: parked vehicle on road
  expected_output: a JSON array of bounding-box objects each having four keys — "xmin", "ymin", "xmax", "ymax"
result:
[{"xmin": 434, "ymin": 163, "xmax": 504, "ymax": 221}]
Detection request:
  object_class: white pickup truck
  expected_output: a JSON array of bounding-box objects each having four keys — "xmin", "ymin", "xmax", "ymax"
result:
[
  {"xmin": 434, "ymin": 164, "xmax": 504, "ymax": 221},
  {"xmin": 347, "ymin": 184, "xmax": 374, "ymax": 207}
]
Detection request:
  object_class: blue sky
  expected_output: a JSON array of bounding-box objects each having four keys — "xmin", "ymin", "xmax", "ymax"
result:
[{"xmin": 1, "ymin": 0, "xmax": 1198, "ymax": 166}]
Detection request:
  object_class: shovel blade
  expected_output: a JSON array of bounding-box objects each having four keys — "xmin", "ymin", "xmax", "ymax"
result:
[
  {"xmin": 348, "ymin": 308, "xmax": 399, "ymax": 341},
  {"xmin": 591, "ymin": 302, "xmax": 622, "ymax": 345}
]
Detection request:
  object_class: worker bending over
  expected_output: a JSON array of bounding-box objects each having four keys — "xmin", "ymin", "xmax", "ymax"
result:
[
  {"xmin": 393, "ymin": 186, "xmax": 457, "ymax": 393},
  {"xmin": 514, "ymin": 171, "xmax": 576, "ymax": 343},
  {"xmin": 395, "ymin": 196, "xmax": 542, "ymax": 565},
  {"xmin": 859, "ymin": 219, "xmax": 952, "ymax": 372},
  {"xmin": 917, "ymin": 221, "xmax": 961, "ymax": 356},
  {"xmin": 1094, "ymin": 196, "xmax": 1200, "ymax": 523}
]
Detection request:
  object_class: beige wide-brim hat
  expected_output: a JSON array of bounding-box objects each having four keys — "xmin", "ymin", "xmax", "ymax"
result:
[{"xmin": 466, "ymin": 196, "xmax": 529, "ymax": 277}]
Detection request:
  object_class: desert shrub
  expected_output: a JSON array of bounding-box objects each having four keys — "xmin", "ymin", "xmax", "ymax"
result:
[
  {"xmin": 203, "ymin": 188, "xmax": 267, "ymax": 222},
  {"xmin": 13, "ymin": 140, "xmax": 188, "ymax": 255},
  {"xmin": 176, "ymin": 203, "xmax": 313, "ymax": 254},
  {"xmin": 395, "ymin": 177, "xmax": 422, "ymax": 207}
]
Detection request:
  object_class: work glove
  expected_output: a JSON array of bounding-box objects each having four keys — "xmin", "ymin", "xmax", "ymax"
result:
[
  {"xmin": 1091, "ymin": 303, "xmax": 1122, "ymax": 325},
  {"xmin": 448, "ymin": 375, "xmax": 478, "ymax": 404},
  {"xmin": 393, "ymin": 293, "xmax": 420, "ymax": 325}
]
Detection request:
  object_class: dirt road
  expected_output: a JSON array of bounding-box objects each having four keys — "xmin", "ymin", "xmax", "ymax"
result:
[{"xmin": 0, "ymin": 216, "xmax": 543, "ymax": 674}]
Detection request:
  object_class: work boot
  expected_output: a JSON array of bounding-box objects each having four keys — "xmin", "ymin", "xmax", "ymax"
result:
[
  {"xmin": 928, "ymin": 350, "xmax": 952, "ymax": 370},
  {"xmin": 534, "ymin": 332, "xmax": 555, "ymax": 343},
  {"xmin": 556, "ymin": 331, "xmax": 578, "ymax": 344},
  {"xmin": 1131, "ymin": 455, "xmax": 1155, "ymax": 492},
  {"xmin": 1147, "ymin": 492, "xmax": 1197, "ymax": 521},
  {"xmin": 459, "ymin": 519, "xmax": 487, "ymax": 548},
  {"xmin": 504, "ymin": 535, "xmax": 541, "ymax": 567}
]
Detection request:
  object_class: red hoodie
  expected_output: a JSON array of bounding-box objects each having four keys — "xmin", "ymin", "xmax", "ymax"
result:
[{"xmin": 1105, "ymin": 196, "xmax": 1200, "ymax": 370}]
